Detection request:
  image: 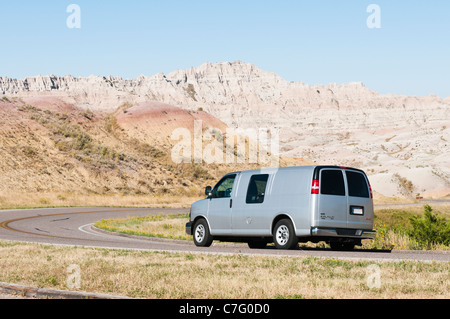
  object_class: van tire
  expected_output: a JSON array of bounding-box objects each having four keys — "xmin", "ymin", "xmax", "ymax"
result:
[
  {"xmin": 273, "ymin": 219, "xmax": 298, "ymax": 250},
  {"xmin": 193, "ymin": 219, "xmax": 213, "ymax": 247}
]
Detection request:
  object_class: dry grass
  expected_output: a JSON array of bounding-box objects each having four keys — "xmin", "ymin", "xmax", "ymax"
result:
[
  {"xmin": 0, "ymin": 192, "xmax": 200, "ymax": 210},
  {"xmin": 0, "ymin": 241, "xmax": 448, "ymax": 299},
  {"xmin": 372, "ymin": 192, "xmax": 416, "ymax": 205}
]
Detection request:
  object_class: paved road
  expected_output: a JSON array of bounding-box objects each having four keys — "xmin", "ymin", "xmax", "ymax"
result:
[{"xmin": 0, "ymin": 207, "xmax": 448, "ymax": 262}]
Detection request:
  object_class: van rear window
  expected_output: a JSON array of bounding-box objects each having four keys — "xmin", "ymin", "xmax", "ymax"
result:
[
  {"xmin": 321, "ymin": 170, "xmax": 345, "ymax": 196},
  {"xmin": 246, "ymin": 174, "xmax": 269, "ymax": 204},
  {"xmin": 346, "ymin": 171, "xmax": 370, "ymax": 198}
]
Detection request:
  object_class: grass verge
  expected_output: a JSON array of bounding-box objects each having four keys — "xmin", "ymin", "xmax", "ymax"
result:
[
  {"xmin": 367, "ymin": 204, "xmax": 450, "ymax": 250},
  {"xmin": 0, "ymin": 241, "xmax": 448, "ymax": 299},
  {"xmin": 94, "ymin": 213, "xmax": 190, "ymax": 241}
]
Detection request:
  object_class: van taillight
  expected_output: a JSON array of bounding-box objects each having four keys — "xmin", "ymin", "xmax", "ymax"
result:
[
  {"xmin": 311, "ymin": 179, "xmax": 319, "ymax": 194},
  {"xmin": 369, "ymin": 184, "xmax": 373, "ymax": 198}
]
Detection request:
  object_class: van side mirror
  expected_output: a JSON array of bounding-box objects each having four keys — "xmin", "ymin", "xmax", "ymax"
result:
[{"xmin": 205, "ymin": 186, "xmax": 212, "ymax": 197}]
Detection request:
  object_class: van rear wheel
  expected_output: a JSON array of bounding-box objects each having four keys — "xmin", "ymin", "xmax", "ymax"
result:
[
  {"xmin": 273, "ymin": 219, "xmax": 298, "ymax": 250},
  {"xmin": 193, "ymin": 219, "xmax": 213, "ymax": 247}
]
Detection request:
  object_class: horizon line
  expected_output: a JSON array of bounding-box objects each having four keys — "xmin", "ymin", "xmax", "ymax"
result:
[{"xmin": 1, "ymin": 60, "xmax": 449, "ymax": 99}]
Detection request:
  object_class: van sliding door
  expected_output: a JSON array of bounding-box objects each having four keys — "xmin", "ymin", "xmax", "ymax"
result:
[{"xmin": 231, "ymin": 174, "xmax": 270, "ymax": 236}]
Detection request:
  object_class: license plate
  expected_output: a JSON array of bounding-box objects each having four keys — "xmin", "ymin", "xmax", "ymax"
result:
[{"xmin": 351, "ymin": 206, "xmax": 364, "ymax": 215}]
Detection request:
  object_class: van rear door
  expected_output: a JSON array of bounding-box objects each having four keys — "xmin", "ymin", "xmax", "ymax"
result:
[
  {"xmin": 314, "ymin": 167, "xmax": 374, "ymax": 231},
  {"xmin": 344, "ymin": 170, "xmax": 373, "ymax": 230},
  {"xmin": 317, "ymin": 169, "xmax": 347, "ymax": 229}
]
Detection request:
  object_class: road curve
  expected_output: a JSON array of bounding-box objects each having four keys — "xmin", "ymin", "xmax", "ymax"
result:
[{"xmin": 0, "ymin": 207, "xmax": 448, "ymax": 262}]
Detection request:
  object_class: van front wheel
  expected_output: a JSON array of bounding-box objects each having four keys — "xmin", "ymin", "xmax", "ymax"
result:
[
  {"xmin": 193, "ymin": 219, "xmax": 213, "ymax": 247},
  {"xmin": 273, "ymin": 219, "xmax": 298, "ymax": 250}
]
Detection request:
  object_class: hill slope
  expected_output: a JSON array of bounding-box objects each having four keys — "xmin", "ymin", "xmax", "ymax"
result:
[{"xmin": 0, "ymin": 97, "xmax": 309, "ymax": 208}]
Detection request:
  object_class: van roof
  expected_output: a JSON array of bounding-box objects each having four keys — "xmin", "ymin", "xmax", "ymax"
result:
[{"xmin": 228, "ymin": 165, "xmax": 366, "ymax": 176}]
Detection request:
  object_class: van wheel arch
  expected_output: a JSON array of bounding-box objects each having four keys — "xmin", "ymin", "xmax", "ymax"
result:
[
  {"xmin": 271, "ymin": 214, "xmax": 295, "ymax": 235},
  {"xmin": 192, "ymin": 216, "xmax": 210, "ymax": 229}
]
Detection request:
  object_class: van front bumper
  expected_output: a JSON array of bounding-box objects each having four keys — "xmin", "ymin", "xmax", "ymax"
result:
[
  {"xmin": 311, "ymin": 227, "xmax": 376, "ymax": 239},
  {"xmin": 186, "ymin": 221, "xmax": 193, "ymax": 236}
]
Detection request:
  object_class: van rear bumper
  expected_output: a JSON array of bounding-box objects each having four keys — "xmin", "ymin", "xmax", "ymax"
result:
[{"xmin": 311, "ymin": 227, "xmax": 376, "ymax": 239}]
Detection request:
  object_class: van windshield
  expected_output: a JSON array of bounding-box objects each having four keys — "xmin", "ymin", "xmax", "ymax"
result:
[{"xmin": 346, "ymin": 171, "xmax": 370, "ymax": 198}]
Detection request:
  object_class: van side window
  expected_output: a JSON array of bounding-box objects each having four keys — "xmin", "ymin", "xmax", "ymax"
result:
[
  {"xmin": 246, "ymin": 174, "xmax": 269, "ymax": 204},
  {"xmin": 346, "ymin": 171, "xmax": 370, "ymax": 198},
  {"xmin": 212, "ymin": 175, "xmax": 236, "ymax": 198},
  {"xmin": 321, "ymin": 170, "xmax": 345, "ymax": 196}
]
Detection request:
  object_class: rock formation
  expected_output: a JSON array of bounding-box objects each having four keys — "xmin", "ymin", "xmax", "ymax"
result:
[{"xmin": 1, "ymin": 61, "xmax": 449, "ymax": 198}]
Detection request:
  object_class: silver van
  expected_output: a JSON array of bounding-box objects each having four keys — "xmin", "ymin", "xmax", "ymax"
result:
[{"xmin": 186, "ymin": 166, "xmax": 376, "ymax": 250}]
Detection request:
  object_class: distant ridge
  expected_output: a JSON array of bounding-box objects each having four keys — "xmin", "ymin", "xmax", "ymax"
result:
[{"xmin": 1, "ymin": 61, "xmax": 448, "ymax": 112}]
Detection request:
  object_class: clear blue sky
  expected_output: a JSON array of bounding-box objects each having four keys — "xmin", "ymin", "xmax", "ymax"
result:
[{"xmin": 1, "ymin": 0, "xmax": 449, "ymax": 97}]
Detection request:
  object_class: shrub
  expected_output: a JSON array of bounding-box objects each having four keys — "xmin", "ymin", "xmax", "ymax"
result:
[
  {"xmin": 393, "ymin": 173, "xmax": 415, "ymax": 196},
  {"xmin": 185, "ymin": 84, "xmax": 198, "ymax": 101},
  {"xmin": 22, "ymin": 146, "xmax": 37, "ymax": 157},
  {"xmin": 409, "ymin": 205, "xmax": 450, "ymax": 248},
  {"xmin": 104, "ymin": 115, "xmax": 120, "ymax": 135},
  {"xmin": 82, "ymin": 109, "xmax": 94, "ymax": 120}
]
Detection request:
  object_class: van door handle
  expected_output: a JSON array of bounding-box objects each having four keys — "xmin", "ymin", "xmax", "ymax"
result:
[{"xmin": 230, "ymin": 199, "xmax": 233, "ymax": 208}]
